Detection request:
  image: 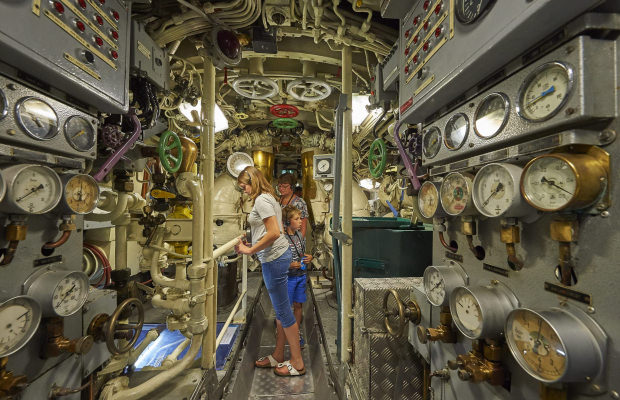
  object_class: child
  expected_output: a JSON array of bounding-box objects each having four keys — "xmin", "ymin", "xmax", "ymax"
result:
[{"xmin": 283, "ymin": 205, "xmax": 313, "ymax": 348}]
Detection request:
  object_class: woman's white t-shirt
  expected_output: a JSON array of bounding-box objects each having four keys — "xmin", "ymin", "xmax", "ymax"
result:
[{"xmin": 248, "ymin": 193, "xmax": 289, "ymax": 263}]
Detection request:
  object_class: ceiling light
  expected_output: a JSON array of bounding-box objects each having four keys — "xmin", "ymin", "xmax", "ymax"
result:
[{"xmin": 179, "ymin": 100, "xmax": 229, "ymax": 133}]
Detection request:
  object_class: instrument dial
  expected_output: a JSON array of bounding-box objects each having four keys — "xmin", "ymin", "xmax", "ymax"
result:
[
  {"xmin": 323, "ymin": 182, "xmax": 333, "ymax": 192},
  {"xmin": 226, "ymin": 152, "xmax": 254, "ymax": 178},
  {"xmin": 472, "ymin": 163, "xmax": 533, "ymax": 218},
  {"xmin": 0, "ymin": 296, "xmax": 42, "ymax": 357},
  {"xmin": 64, "ymin": 116, "xmax": 96, "ymax": 151},
  {"xmin": 517, "ymin": 62, "xmax": 573, "ymax": 122},
  {"xmin": 15, "ymin": 97, "xmax": 59, "ymax": 140},
  {"xmin": 318, "ymin": 159, "xmax": 331, "ymax": 173},
  {"xmin": 422, "ymin": 126, "xmax": 441, "ymax": 159},
  {"xmin": 452, "ymin": 288, "xmax": 482, "ymax": 336},
  {"xmin": 456, "ymin": 0, "xmax": 493, "ymax": 24},
  {"xmin": 440, "ymin": 172, "xmax": 474, "ymax": 216},
  {"xmin": 1, "ymin": 164, "xmax": 62, "ymax": 214},
  {"xmin": 418, "ymin": 181, "xmax": 442, "ymax": 219},
  {"xmin": 474, "ymin": 92, "xmax": 509, "ymax": 139},
  {"xmin": 444, "ymin": 113, "xmax": 469, "ymax": 150},
  {"xmin": 25, "ymin": 269, "xmax": 90, "ymax": 317},
  {"xmin": 423, "ymin": 263, "xmax": 467, "ymax": 307},
  {"xmin": 62, "ymin": 174, "xmax": 100, "ymax": 214},
  {"xmin": 0, "ymin": 89, "xmax": 7, "ymax": 120}
]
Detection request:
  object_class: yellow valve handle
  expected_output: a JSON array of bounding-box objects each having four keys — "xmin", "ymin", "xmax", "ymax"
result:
[{"xmin": 151, "ymin": 189, "xmax": 177, "ymax": 199}]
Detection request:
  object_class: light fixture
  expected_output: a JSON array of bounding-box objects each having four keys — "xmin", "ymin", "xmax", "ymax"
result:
[
  {"xmin": 179, "ymin": 100, "xmax": 229, "ymax": 133},
  {"xmin": 352, "ymin": 94, "xmax": 370, "ymax": 127},
  {"xmin": 359, "ymin": 178, "xmax": 380, "ymax": 190}
]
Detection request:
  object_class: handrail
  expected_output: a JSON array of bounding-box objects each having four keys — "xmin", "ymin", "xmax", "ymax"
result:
[{"xmin": 215, "ymin": 289, "xmax": 247, "ymax": 349}]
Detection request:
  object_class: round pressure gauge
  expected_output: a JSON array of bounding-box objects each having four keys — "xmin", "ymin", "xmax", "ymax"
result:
[
  {"xmin": 25, "ymin": 269, "xmax": 90, "ymax": 317},
  {"xmin": 317, "ymin": 159, "xmax": 331, "ymax": 173},
  {"xmin": 473, "ymin": 163, "xmax": 533, "ymax": 218},
  {"xmin": 323, "ymin": 182, "xmax": 333, "ymax": 192},
  {"xmin": 505, "ymin": 306, "xmax": 606, "ymax": 383},
  {"xmin": 64, "ymin": 116, "xmax": 96, "ymax": 151},
  {"xmin": 15, "ymin": 97, "xmax": 59, "ymax": 140},
  {"xmin": 423, "ymin": 262, "xmax": 468, "ymax": 307},
  {"xmin": 444, "ymin": 113, "xmax": 469, "ymax": 150},
  {"xmin": 226, "ymin": 152, "xmax": 254, "ymax": 178},
  {"xmin": 418, "ymin": 181, "xmax": 445, "ymax": 219},
  {"xmin": 520, "ymin": 152, "xmax": 607, "ymax": 212},
  {"xmin": 60, "ymin": 174, "xmax": 100, "ymax": 214},
  {"xmin": 456, "ymin": 0, "xmax": 493, "ymax": 24},
  {"xmin": 422, "ymin": 126, "xmax": 442, "ymax": 159},
  {"xmin": 517, "ymin": 62, "xmax": 573, "ymax": 122},
  {"xmin": 0, "ymin": 296, "xmax": 42, "ymax": 357},
  {"xmin": 440, "ymin": 172, "xmax": 475, "ymax": 216},
  {"xmin": 0, "ymin": 164, "xmax": 62, "ymax": 214},
  {"xmin": 474, "ymin": 93, "xmax": 510, "ymax": 139},
  {"xmin": 0, "ymin": 89, "xmax": 8, "ymax": 120},
  {"xmin": 450, "ymin": 281, "xmax": 519, "ymax": 339}
]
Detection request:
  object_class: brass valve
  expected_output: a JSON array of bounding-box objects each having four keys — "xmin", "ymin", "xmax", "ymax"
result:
[
  {"xmin": 461, "ymin": 217, "xmax": 484, "ymax": 259},
  {"xmin": 0, "ymin": 220, "xmax": 28, "ymax": 266},
  {"xmin": 550, "ymin": 217, "xmax": 579, "ymax": 286},
  {"xmin": 500, "ymin": 220, "xmax": 524, "ymax": 270},
  {"xmin": 42, "ymin": 317, "xmax": 94, "ymax": 358},
  {"xmin": 0, "ymin": 357, "xmax": 27, "ymax": 398},
  {"xmin": 383, "ymin": 289, "xmax": 421, "ymax": 337},
  {"xmin": 416, "ymin": 306, "xmax": 456, "ymax": 344},
  {"xmin": 448, "ymin": 340, "xmax": 505, "ymax": 386}
]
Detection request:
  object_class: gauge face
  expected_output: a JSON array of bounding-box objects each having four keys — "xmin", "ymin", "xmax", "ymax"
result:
[
  {"xmin": 517, "ymin": 62, "xmax": 573, "ymax": 122},
  {"xmin": 418, "ymin": 181, "xmax": 440, "ymax": 218},
  {"xmin": 452, "ymin": 287, "xmax": 482, "ymax": 337},
  {"xmin": 64, "ymin": 116, "xmax": 95, "ymax": 151},
  {"xmin": 0, "ymin": 296, "xmax": 42, "ymax": 357},
  {"xmin": 506, "ymin": 309, "xmax": 567, "ymax": 382},
  {"xmin": 11, "ymin": 165, "xmax": 62, "ymax": 214},
  {"xmin": 521, "ymin": 156, "xmax": 576, "ymax": 211},
  {"xmin": 422, "ymin": 127, "xmax": 442, "ymax": 159},
  {"xmin": 440, "ymin": 172, "xmax": 472, "ymax": 216},
  {"xmin": 15, "ymin": 97, "xmax": 59, "ymax": 140},
  {"xmin": 444, "ymin": 114, "xmax": 469, "ymax": 150},
  {"xmin": 0, "ymin": 89, "xmax": 7, "ymax": 120},
  {"xmin": 473, "ymin": 163, "xmax": 516, "ymax": 217},
  {"xmin": 63, "ymin": 174, "xmax": 100, "ymax": 214},
  {"xmin": 474, "ymin": 93, "xmax": 509, "ymax": 139},
  {"xmin": 456, "ymin": 0, "xmax": 492, "ymax": 24},
  {"xmin": 324, "ymin": 182, "xmax": 333, "ymax": 192},
  {"xmin": 318, "ymin": 159, "xmax": 331, "ymax": 173},
  {"xmin": 52, "ymin": 272, "xmax": 89, "ymax": 316},
  {"xmin": 226, "ymin": 152, "xmax": 254, "ymax": 178},
  {"xmin": 423, "ymin": 267, "xmax": 446, "ymax": 306}
]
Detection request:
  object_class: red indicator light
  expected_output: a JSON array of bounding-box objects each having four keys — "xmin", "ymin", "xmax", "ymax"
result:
[
  {"xmin": 435, "ymin": 27, "xmax": 442, "ymax": 37},
  {"xmin": 404, "ymin": 48, "xmax": 410, "ymax": 56},
  {"xmin": 404, "ymin": 29, "xmax": 410, "ymax": 38},
  {"xmin": 98, "ymin": 0, "xmax": 105, "ymax": 4},
  {"xmin": 404, "ymin": 65, "xmax": 410, "ymax": 74},
  {"xmin": 112, "ymin": 10, "xmax": 120, "ymax": 21},
  {"xmin": 413, "ymin": 55, "xmax": 419, "ymax": 64},
  {"xmin": 413, "ymin": 35, "xmax": 419, "ymax": 45},
  {"xmin": 77, "ymin": 0, "xmax": 86, "ymax": 9},
  {"xmin": 423, "ymin": 42, "xmax": 430, "ymax": 52},
  {"xmin": 423, "ymin": 21, "xmax": 429, "ymax": 31},
  {"xmin": 95, "ymin": 36, "xmax": 103, "ymax": 46},
  {"xmin": 95, "ymin": 15, "xmax": 104, "ymax": 25},
  {"xmin": 110, "ymin": 50, "xmax": 118, "ymax": 59},
  {"xmin": 435, "ymin": 3, "xmax": 442, "ymax": 14},
  {"xmin": 111, "ymin": 30, "xmax": 119, "ymax": 40},
  {"xmin": 75, "ymin": 20, "xmax": 85, "ymax": 31},
  {"xmin": 413, "ymin": 16, "xmax": 420, "ymax": 26},
  {"xmin": 53, "ymin": 1, "xmax": 64, "ymax": 13},
  {"xmin": 370, "ymin": 76, "xmax": 375, "ymax": 82},
  {"xmin": 423, "ymin": 1, "xmax": 430, "ymax": 11},
  {"xmin": 371, "ymin": 90, "xmax": 375, "ymax": 96}
]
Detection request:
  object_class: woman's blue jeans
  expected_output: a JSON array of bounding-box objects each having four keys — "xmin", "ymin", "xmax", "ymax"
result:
[{"xmin": 261, "ymin": 249, "xmax": 296, "ymax": 328}]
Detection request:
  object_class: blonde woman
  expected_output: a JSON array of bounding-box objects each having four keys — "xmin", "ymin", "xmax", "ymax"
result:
[{"xmin": 235, "ymin": 166, "xmax": 306, "ymax": 376}]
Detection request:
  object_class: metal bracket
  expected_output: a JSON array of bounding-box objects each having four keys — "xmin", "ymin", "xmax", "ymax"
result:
[{"xmin": 332, "ymin": 231, "xmax": 352, "ymax": 245}]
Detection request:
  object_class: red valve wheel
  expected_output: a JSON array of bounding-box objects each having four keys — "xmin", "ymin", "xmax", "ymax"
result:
[{"xmin": 270, "ymin": 104, "xmax": 299, "ymax": 118}]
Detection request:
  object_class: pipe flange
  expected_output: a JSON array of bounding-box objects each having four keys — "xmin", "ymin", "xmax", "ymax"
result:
[
  {"xmin": 232, "ymin": 75, "xmax": 278, "ymax": 99},
  {"xmin": 287, "ymin": 78, "xmax": 332, "ymax": 102}
]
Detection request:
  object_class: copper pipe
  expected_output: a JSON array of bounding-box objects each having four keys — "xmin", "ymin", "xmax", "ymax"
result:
[
  {"xmin": 43, "ymin": 230, "xmax": 71, "ymax": 249},
  {"xmin": 466, "ymin": 235, "xmax": 483, "ymax": 259},
  {"xmin": 559, "ymin": 242, "xmax": 573, "ymax": 286},
  {"xmin": 141, "ymin": 168, "xmax": 150, "ymax": 199},
  {"xmin": 439, "ymin": 232, "xmax": 457, "ymax": 253},
  {"xmin": 0, "ymin": 241, "xmax": 19, "ymax": 266},
  {"xmin": 506, "ymin": 243, "xmax": 524, "ymax": 271}
]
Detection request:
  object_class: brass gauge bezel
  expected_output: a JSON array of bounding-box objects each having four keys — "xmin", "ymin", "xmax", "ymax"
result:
[
  {"xmin": 473, "ymin": 92, "xmax": 510, "ymax": 139},
  {"xmin": 422, "ymin": 126, "xmax": 442, "ymax": 159},
  {"xmin": 60, "ymin": 174, "xmax": 100, "ymax": 215},
  {"xmin": 516, "ymin": 62, "xmax": 574, "ymax": 123},
  {"xmin": 520, "ymin": 147, "xmax": 609, "ymax": 212},
  {"xmin": 444, "ymin": 113, "xmax": 469, "ymax": 151}
]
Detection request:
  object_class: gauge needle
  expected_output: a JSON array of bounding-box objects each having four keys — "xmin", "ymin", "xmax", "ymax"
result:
[
  {"xmin": 527, "ymin": 86, "xmax": 555, "ymax": 107},
  {"xmin": 540, "ymin": 176, "xmax": 573, "ymax": 195},
  {"xmin": 72, "ymin": 129, "xmax": 86, "ymax": 138},
  {"xmin": 16, "ymin": 184, "xmax": 44, "ymax": 202},
  {"xmin": 55, "ymin": 284, "xmax": 76, "ymax": 309},
  {"xmin": 482, "ymin": 182, "xmax": 504, "ymax": 206}
]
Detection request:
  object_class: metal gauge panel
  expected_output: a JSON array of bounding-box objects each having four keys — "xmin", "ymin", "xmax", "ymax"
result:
[
  {"xmin": 0, "ymin": 296, "xmax": 42, "ymax": 357},
  {"xmin": 516, "ymin": 62, "xmax": 574, "ymax": 123},
  {"xmin": 24, "ymin": 269, "xmax": 89, "ymax": 317},
  {"xmin": 472, "ymin": 163, "xmax": 534, "ymax": 218}
]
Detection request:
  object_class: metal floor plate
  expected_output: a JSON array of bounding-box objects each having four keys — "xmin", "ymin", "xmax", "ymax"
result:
[{"xmin": 249, "ymin": 346, "xmax": 314, "ymax": 398}]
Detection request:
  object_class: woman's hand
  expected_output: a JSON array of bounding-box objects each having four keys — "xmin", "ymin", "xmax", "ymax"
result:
[
  {"xmin": 302, "ymin": 254, "xmax": 313, "ymax": 264},
  {"xmin": 235, "ymin": 241, "xmax": 253, "ymax": 255},
  {"xmin": 290, "ymin": 261, "xmax": 301, "ymax": 269}
]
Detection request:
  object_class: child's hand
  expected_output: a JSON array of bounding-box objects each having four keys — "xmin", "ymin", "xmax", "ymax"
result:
[
  {"xmin": 290, "ymin": 261, "xmax": 301, "ymax": 269},
  {"xmin": 302, "ymin": 254, "xmax": 313, "ymax": 264}
]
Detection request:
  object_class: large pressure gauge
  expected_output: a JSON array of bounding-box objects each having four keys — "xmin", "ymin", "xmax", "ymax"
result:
[
  {"xmin": 440, "ymin": 172, "xmax": 475, "ymax": 216},
  {"xmin": 423, "ymin": 262, "xmax": 468, "ymax": 307},
  {"xmin": 59, "ymin": 174, "xmax": 100, "ymax": 214},
  {"xmin": 517, "ymin": 62, "xmax": 573, "ymax": 122},
  {"xmin": 474, "ymin": 92, "xmax": 510, "ymax": 139},
  {"xmin": 15, "ymin": 97, "xmax": 59, "ymax": 140},
  {"xmin": 473, "ymin": 163, "xmax": 533, "ymax": 218},
  {"xmin": 450, "ymin": 281, "xmax": 519, "ymax": 339},
  {"xmin": 444, "ymin": 113, "xmax": 469, "ymax": 150},
  {"xmin": 64, "ymin": 116, "xmax": 96, "ymax": 151},
  {"xmin": 25, "ymin": 269, "xmax": 90, "ymax": 317},
  {"xmin": 520, "ymin": 152, "xmax": 607, "ymax": 212},
  {"xmin": 0, "ymin": 296, "xmax": 42, "ymax": 357},
  {"xmin": 422, "ymin": 126, "xmax": 442, "ymax": 159},
  {"xmin": 418, "ymin": 181, "xmax": 446, "ymax": 219},
  {"xmin": 506, "ymin": 307, "xmax": 607, "ymax": 383},
  {"xmin": 226, "ymin": 152, "xmax": 254, "ymax": 178},
  {"xmin": 0, "ymin": 164, "xmax": 62, "ymax": 214},
  {"xmin": 456, "ymin": 0, "xmax": 493, "ymax": 24}
]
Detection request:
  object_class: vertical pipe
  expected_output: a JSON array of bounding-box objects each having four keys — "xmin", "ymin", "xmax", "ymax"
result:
[
  {"xmin": 340, "ymin": 45, "xmax": 353, "ymax": 364},
  {"xmin": 201, "ymin": 53, "xmax": 216, "ymax": 369},
  {"xmin": 114, "ymin": 222, "xmax": 128, "ymax": 271},
  {"xmin": 240, "ymin": 254, "xmax": 248, "ymax": 321}
]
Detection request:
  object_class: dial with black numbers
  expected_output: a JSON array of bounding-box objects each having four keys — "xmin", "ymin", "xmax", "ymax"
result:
[
  {"xmin": 456, "ymin": 0, "xmax": 493, "ymax": 24},
  {"xmin": 517, "ymin": 62, "xmax": 573, "ymax": 122},
  {"xmin": 64, "ymin": 116, "xmax": 96, "ymax": 151},
  {"xmin": 422, "ymin": 126, "xmax": 441, "ymax": 159},
  {"xmin": 0, "ymin": 296, "xmax": 42, "ymax": 357},
  {"xmin": 15, "ymin": 97, "xmax": 59, "ymax": 140},
  {"xmin": 62, "ymin": 174, "xmax": 100, "ymax": 214},
  {"xmin": 1, "ymin": 164, "xmax": 62, "ymax": 214}
]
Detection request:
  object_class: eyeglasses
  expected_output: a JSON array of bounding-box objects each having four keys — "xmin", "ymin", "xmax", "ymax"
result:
[{"xmin": 277, "ymin": 183, "xmax": 290, "ymax": 188}]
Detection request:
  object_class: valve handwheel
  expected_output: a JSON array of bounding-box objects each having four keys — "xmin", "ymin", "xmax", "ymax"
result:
[
  {"xmin": 104, "ymin": 298, "xmax": 144, "ymax": 355},
  {"xmin": 272, "ymin": 118, "xmax": 299, "ymax": 129},
  {"xmin": 383, "ymin": 289, "xmax": 421, "ymax": 337},
  {"xmin": 369, "ymin": 138, "xmax": 387, "ymax": 178},
  {"xmin": 270, "ymin": 104, "xmax": 299, "ymax": 118},
  {"xmin": 158, "ymin": 130, "xmax": 183, "ymax": 173}
]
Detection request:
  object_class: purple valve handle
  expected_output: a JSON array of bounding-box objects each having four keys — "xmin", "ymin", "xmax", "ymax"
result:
[
  {"xmin": 93, "ymin": 111, "xmax": 142, "ymax": 182},
  {"xmin": 393, "ymin": 119, "xmax": 421, "ymax": 191}
]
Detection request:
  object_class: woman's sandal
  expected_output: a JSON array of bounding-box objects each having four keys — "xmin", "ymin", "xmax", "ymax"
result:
[
  {"xmin": 255, "ymin": 355, "xmax": 279, "ymax": 368},
  {"xmin": 274, "ymin": 360, "xmax": 306, "ymax": 376}
]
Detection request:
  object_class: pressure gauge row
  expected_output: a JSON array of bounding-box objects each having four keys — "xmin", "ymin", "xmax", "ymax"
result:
[
  {"xmin": 422, "ymin": 62, "xmax": 574, "ymax": 159},
  {"xmin": 0, "ymin": 164, "xmax": 99, "ymax": 215},
  {"xmin": 418, "ymin": 151, "xmax": 607, "ymax": 218},
  {"xmin": 0, "ymin": 90, "xmax": 96, "ymax": 151}
]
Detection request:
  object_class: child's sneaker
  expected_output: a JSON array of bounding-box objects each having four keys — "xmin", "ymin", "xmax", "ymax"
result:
[{"xmin": 299, "ymin": 332, "xmax": 305, "ymax": 349}]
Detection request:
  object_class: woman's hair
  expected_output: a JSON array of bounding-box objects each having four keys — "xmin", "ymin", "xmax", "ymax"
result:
[
  {"xmin": 278, "ymin": 173, "xmax": 297, "ymax": 187},
  {"xmin": 237, "ymin": 166, "xmax": 277, "ymax": 203},
  {"xmin": 283, "ymin": 205, "xmax": 301, "ymax": 224}
]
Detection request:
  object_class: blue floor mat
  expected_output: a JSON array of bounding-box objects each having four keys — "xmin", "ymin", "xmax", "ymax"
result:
[{"xmin": 133, "ymin": 323, "xmax": 240, "ymax": 370}]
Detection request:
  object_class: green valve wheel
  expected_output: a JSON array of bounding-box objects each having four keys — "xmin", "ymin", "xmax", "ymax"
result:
[
  {"xmin": 272, "ymin": 118, "xmax": 299, "ymax": 129},
  {"xmin": 158, "ymin": 130, "xmax": 183, "ymax": 173},
  {"xmin": 369, "ymin": 138, "xmax": 387, "ymax": 178}
]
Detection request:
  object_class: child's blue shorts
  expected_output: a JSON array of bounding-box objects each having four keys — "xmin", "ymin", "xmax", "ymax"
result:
[{"xmin": 287, "ymin": 274, "xmax": 307, "ymax": 304}]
